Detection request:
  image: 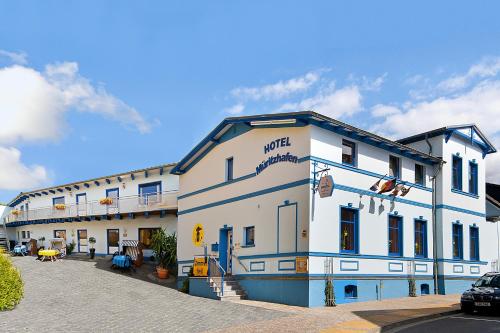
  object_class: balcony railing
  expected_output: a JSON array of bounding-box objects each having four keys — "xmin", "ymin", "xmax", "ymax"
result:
[{"xmin": 6, "ymin": 191, "xmax": 178, "ymax": 224}]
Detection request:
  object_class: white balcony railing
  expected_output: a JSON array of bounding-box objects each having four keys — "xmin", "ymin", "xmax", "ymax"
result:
[{"xmin": 6, "ymin": 191, "xmax": 178, "ymax": 224}]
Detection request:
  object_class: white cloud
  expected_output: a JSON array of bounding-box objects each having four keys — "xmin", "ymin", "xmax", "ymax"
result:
[
  {"xmin": 0, "ymin": 55, "xmax": 152, "ymax": 192},
  {"xmin": 437, "ymin": 57, "xmax": 500, "ymax": 92},
  {"xmin": 0, "ymin": 147, "xmax": 48, "ymax": 190},
  {"xmin": 371, "ymin": 80, "xmax": 500, "ymax": 182},
  {"xmin": 230, "ymin": 70, "xmax": 322, "ymax": 101},
  {"xmin": 0, "ymin": 62, "xmax": 151, "ymax": 145},
  {"xmin": 371, "ymin": 104, "xmax": 401, "ymax": 118},
  {"xmin": 0, "ymin": 49, "xmax": 28, "ymax": 65},
  {"xmin": 276, "ymin": 85, "xmax": 362, "ymax": 119},
  {"xmin": 224, "ymin": 103, "xmax": 245, "ymax": 115}
]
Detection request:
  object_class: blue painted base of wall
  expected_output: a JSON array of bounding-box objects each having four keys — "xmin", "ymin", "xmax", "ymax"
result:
[
  {"xmin": 437, "ymin": 276, "xmax": 475, "ymax": 294},
  {"xmin": 309, "ymin": 278, "xmax": 435, "ymax": 307},
  {"xmin": 237, "ymin": 277, "xmax": 435, "ymax": 307},
  {"xmin": 238, "ymin": 278, "xmax": 310, "ymax": 307},
  {"xmin": 189, "ymin": 277, "xmax": 218, "ymax": 300}
]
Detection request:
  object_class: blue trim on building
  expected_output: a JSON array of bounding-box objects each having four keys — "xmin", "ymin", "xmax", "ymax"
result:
[
  {"xmin": 178, "ymin": 179, "xmax": 310, "ymax": 215},
  {"xmin": 277, "ymin": 202, "xmax": 298, "ymax": 254},
  {"xmin": 415, "ymin": 263, "xmax": 428, "ymax": 273},
  {"xmin": 451, "ymin": 188, "xmax": 479, "ymax": 199},
  {"xmin": 435, "ymin": 204, "xmax": 485, "ymax": 217}
]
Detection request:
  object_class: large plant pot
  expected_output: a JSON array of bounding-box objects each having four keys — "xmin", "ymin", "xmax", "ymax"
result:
[
  {"xmin": 89, "ymin": 248, "xmax": 96, "ymax": 259},
  {"xmin": 156, "ymin": 266, "xmax": 169, "ymax": 279}
]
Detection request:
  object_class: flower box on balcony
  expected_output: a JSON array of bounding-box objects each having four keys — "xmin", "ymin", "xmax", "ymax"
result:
[
  {"xmin": 99, "ymin": 197, "xmax": 113, "ymax": 205},
  {"xmin": 54, "ymin": 204, "xmax": 66, "ymax": 210}
]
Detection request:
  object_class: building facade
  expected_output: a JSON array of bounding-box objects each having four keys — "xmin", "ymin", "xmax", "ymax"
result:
[
  {"xmin": 173, "ymin": 112, "xmax": 497, "ymax": 307},
  {"xmin": 4, "ymin": 164, "xmax": 178, "ymax": 257}
]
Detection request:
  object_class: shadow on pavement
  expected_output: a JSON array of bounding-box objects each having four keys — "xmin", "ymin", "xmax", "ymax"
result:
[
  {"xmin": 352, "ymin": 305, "xmax": 461, "ymax": 328},
  {"xmin": 63, "ymin": 254, "xmax": 179, "ymax": 290}
]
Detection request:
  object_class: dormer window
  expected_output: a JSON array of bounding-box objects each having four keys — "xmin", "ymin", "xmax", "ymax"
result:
[
  {"xmin": 342, "ymin": 139, "xmax": 356, "ymax": 166},
  {"xmin": 389, "ymin": 155, "xmax": 401, "ymax": 179}
]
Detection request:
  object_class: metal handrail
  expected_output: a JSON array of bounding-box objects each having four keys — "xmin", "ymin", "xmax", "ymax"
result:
[
  {"xmin": 208, "ymin": 256, "xmax": 225, "ymax": 296},
  {"xmin": 6, "ymin": 190, "xmax": 178, "ymax": 223},
  {"xmin": 232, "ymin": 253, "xmax": 249, "ymax": 272}
]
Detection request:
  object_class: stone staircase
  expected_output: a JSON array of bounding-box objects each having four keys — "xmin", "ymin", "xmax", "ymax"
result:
[{"xmin": 208, "ymin": 276, "xmax": 247, "ymax": 301}]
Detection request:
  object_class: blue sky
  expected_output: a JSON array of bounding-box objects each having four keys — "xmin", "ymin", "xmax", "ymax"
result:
[{"xmin": 1, "ymin": 1, "xmax": 500, "ymax": 202}]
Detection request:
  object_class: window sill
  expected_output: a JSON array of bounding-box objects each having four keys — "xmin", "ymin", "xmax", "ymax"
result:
[
  {"xmin": 451, "ymin": 188, "xmax": 479, "ymax": 199},
  {"xmin": 414, "ymin": 255, "xmax": 428, "ymax": 259},
  {"xmin": 388, "ymin": 253, "xmax": 403, "ymax": 257},
  {"xmin": 340, "ymin": 250, "xmax": 358, "ymax": 255},
  {"xmin": 241, "ymin": 244, "xmax": 255, "ymax": 248}
]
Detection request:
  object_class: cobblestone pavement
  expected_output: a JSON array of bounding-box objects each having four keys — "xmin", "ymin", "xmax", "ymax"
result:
[
  {"xmin": 0, "ymin": 256, "xmax": 288, "ymax": 333},
  {"xmin": 1, "ymin": 256, "xmax": 461, "ymax": 333}
]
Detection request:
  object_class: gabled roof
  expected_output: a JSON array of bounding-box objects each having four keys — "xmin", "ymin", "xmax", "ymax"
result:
[
  {"xmin": 398, "ymin": 124, "xmax": 497, "ymax": 157},
  {"xmin": 171, "ymin": 111, "xmax": 443, "ymax": 175},
  {"xmin": 8, "ymin": 163, "xmax": 177, "ymax": 207}
]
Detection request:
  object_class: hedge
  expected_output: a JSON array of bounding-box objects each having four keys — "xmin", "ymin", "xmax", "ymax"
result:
[{"xmin": 0, "ymin": 255, "xmax": 23, "ymax": 311}]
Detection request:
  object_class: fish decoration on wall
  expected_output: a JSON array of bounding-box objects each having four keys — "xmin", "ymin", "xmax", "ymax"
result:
[
  {"xmin": 369, "ymin": 174, "xmax": 387, "ymax": 192},
  {"xmin": 378, "ymin": 178, "xmax": 397, "ymax": 194}
]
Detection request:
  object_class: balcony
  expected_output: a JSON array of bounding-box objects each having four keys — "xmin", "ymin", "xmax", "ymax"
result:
[{"xmin": 6, "ymin": 191, "xmax": 178, "ymax": 225}]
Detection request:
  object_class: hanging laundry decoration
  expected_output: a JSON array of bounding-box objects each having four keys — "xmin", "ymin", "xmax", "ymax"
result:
[
  {"xmin": 369, "ymin": 174, "xmax": 387, "ymax": 192},
  {"xmin": 390, "ymin": 184, "xmax": 404, "ymax": 197},
  {"xmin": 378, "ymin": 178, "xmax": 397, "ymax": 194},
  {"xmin": 400, "ymin": 185, "xmax": 413, "ymax": 197}
]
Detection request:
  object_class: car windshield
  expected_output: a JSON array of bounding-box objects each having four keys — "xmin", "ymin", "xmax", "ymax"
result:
[{"xmin": 474, "ymin": 275, "xmax": 500, "ymax": 288}]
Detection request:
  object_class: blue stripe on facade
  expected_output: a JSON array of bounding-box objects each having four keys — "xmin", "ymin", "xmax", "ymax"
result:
[
  {"xmin": 177, "ymin": 178, "xmax": 433, "ymax": 216},
  {"xmin": 237, "ymin": 251, "xmax": 435, "ymax": 262},
  {"xmin": 435, "ymin": 204, "xmax": 486, "ymax": 217},
  {"xmin": 178, "ymin": 179, "xmax": 310, "ymax": 215},
  {"xmin": 177, "ymin": 154, "xmax": 433, "ymax": 201}
]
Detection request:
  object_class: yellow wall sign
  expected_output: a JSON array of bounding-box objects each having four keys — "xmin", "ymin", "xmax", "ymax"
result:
[
  {"xmin": 192, "ymin": 223, "xmax": 204, "ymax": 247},
  {"xmin": 296, "ymin": 257, "xmax": 308, "ymax": 273},
  {"xmin": 193, "ymin": 257, "xmax": 208, "ymax": 277}
]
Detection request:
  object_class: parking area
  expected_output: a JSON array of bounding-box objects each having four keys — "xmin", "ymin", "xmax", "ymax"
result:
[
  {"xmin": 391, "ymin": 313, "xmax": 500, "ymax": 332},
  {"xmin": 0, "ymin": 256, "xmax": 288, "ymax": 332}
]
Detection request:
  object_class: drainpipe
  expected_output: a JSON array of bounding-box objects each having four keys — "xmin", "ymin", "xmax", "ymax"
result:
[{"xmin": 426, "ymin": 134, "xmax": 442, "ymax": 294}]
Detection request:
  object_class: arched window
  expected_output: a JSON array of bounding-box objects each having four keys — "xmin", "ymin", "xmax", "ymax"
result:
[
  {"xmin": 344, "ymin": 284, "xmax": 358, "ymax": 298},
  {"xmin": 420, "ymin": 284, "xmax": 430, "ymax": 295}
]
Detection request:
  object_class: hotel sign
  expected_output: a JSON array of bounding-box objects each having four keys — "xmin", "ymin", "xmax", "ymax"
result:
[
  {"xmin": 255, "ymin": 137, "xmax": 299, "ymax": 175},
  {"xmin": 318, "ymin": 175, "xmax": 334, "ymax": 198}
]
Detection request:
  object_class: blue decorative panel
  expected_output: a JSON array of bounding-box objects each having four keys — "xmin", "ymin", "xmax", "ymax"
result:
[
  {"xmin": 453, "ymin": 265, "xmax": 464, "ymax": 273},
  {"xmin": 470, "ymin": 266, "xmax": 480, "ymax": 274},
  {"xmin": 339, "ymin": 260, "xmax": 359, "ymax": 271},
  {"xmin": 278, "ymin": 259, "xmax": 296, "ymax": 271},
  {"xmin": 414, "ymin": 263, "xmax": 428, "ymax": 273},
  {"xmin": 388, "ymin": 262, "xmax": 404, "ymax": 272},
  {"xmin": 249, "ymin": 261, "xmax": 265, "ymax": 272}
]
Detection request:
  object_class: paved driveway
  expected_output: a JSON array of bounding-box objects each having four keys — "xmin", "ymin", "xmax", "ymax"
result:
[{"xmin": 0, "ymin": 256, "xmax": 287, "ymax": 332}]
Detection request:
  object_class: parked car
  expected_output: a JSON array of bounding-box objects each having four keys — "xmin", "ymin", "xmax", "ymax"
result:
[{"xmin": 461, "ymin": 272, "xmax": 500, "ymax": 313}]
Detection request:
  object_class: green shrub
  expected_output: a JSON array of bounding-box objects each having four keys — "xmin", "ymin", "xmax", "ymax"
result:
[{"xmin": 0, "ymin": 255, "xmax": 23, "ymax": 311}]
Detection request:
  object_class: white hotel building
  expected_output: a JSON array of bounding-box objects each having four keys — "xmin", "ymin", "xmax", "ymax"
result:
[
  {"xmin": 2, "ymin": 111, "xmax": 498, "ymax": 307},
  {"xmin": 173, "ymin": 111, "xmax": 497, "ymax": 306}
]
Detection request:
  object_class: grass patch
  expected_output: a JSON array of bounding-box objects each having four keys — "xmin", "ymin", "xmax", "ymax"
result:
[{"xmin": 0, "ymin": 255, "xmax": 23, "ymax": 311}]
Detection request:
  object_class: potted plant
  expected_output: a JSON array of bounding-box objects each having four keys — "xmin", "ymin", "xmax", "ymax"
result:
[
  {"xmin": 89, "ymin": 237, "xmax": 96, "ymax": 259},
  {"xmin": 151, "ymin": 229, "xmax": 176, "ymax": 279}
]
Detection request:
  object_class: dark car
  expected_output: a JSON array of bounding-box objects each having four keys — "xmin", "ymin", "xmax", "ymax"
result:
[{"xmin": 461, "ymin": 272, "xmax": 500, "ymax": 313}]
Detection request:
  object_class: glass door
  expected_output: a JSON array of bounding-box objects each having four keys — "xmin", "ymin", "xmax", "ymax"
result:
[
  {"xmin": 107, "ymin": 229, "xmax": 119, "ymax": 255},
  {"xmin": 77, "ymin": 229, "xmax": 88, "ymax": 253},
  {"xmin": 76, "ymin": 193, "xmax": 87, "ymax": 216}
]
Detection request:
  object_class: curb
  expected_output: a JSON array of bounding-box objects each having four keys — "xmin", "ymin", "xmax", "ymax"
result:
[{"xmin": 380, "ymin": 308, "xmax": 462, "ymax": 332}]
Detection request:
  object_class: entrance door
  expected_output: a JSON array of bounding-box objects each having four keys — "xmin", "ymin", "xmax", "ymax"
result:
[
  {"xmin": 107, "ymin": 229, "xmax": 119, "ymax": 255},
  {"xmin": 277, "ymin": 203, "xmax": 297, "ymax": 253},
  {"xmin": 218, "ymin": 228, "xmax": 233, "ymax": 274},
  {"xmin": 77, "ymin": 230, "xmax": 88, "ymax": 253}
]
